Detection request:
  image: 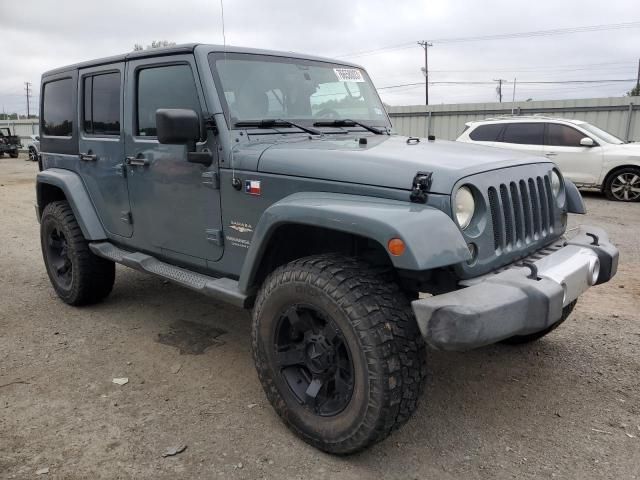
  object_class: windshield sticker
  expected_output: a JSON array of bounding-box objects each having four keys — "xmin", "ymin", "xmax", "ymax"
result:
[{"xmin": 334, "ymin": 68, "xmax": 365, "ymax": 83}]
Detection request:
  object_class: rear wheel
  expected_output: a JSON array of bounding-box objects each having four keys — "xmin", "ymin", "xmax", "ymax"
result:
[
  {"xmin": 252, "ymin": 254, "xmax": 426, "ymax": 454},
  {"xmin": 41, "ymin": 201, "xmax": 115, "ymax": 305},
  {"xmin": 501, "ymin": 300, "xmax": 577, "ymax": 345},
  {"xmin": 604, "ymin": 167, "xmax": 640, "ymax": 202}
]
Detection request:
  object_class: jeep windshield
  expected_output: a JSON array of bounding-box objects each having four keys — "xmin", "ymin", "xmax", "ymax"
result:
[{"xmin": 209, "ymin": 53, "xmax": 390, "ymax": 132}]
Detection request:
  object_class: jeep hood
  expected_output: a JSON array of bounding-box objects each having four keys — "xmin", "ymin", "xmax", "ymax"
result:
[{"xmin": 256, "ymin": 135, "xmax": 551, "ymax": 194}]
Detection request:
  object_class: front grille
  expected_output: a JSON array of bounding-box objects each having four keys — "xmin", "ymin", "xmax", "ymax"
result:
[{"xmin": 488, "ymin": 173, "xmax": 555, "ymax": 252}]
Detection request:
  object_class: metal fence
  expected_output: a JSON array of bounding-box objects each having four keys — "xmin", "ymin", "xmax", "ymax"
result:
[
  {"xmin": 386, "ymin": 96, "xmax": 640, "ymax": 142},
  {"xmin": 0, "ymin": 119, "xmax": 39, "ymax": 150}
]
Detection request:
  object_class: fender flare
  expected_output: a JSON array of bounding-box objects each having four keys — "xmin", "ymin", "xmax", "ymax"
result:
[
  {"xmin": 36, "ymin": 169, "xmax": 107, "ymax": 240},
  {"xmin": 238, "ymin": 192, "xmax": 471, "ymax": 293},
  {"xmin": 565, "ymin": 179, "xmax": 586, "ymax": 214}
]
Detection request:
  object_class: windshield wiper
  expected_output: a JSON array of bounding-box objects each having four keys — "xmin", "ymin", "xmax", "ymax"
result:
[
  {"xmin": 234, "ymin": 119, "xmax": 322, "ymax": 136},
  {"xmin": 313, "ymin": 119, "xmax": 387, "ymax": 135}
]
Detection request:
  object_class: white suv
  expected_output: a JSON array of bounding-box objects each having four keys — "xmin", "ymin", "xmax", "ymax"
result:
[{"xmin": 457, "ymin": 116, "xmax": 640, "ymax": 202}]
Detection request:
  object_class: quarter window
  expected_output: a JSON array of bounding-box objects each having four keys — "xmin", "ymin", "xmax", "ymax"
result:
[
  {"xmin": 43, "ymin": 78, "xmax": 73, "ymax": 136},
  {"xmin": 546, "ymin": 123, "xmax": 585, "ymax": 147},
  {"xmin": 500, "ymin": 123, "xmax": 544, "ymax": 145},
  {"xmin": 136, "ymin": 65, "xmax": 201, "ymax": 137},
  {"xmin": 469, "ymin": 124, "xmax": 503, "ymax": 141},
  {"xmin": 83, "ymin": 72, "xmax": 121, "ymax": 135}
]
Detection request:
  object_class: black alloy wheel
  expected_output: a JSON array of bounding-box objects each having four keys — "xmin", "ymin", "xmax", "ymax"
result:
[{"xmin": 274, "ymin": 304, "xmax": 354, "ymax": 417}]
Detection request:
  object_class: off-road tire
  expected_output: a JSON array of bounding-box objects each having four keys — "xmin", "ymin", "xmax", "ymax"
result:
[
  {"xmin": 9, "ymin": 149, "xmax": 18, "ymax": 158},
  {"xmin": 252, "ymin": 254, "xmax": 426, "ymax": 454},
  {"xmin": 604, "ymin": 166, "xmax": 640, "ymax": 202},
  {"xmin": 40, "ymin": 201, "xmax": 115, "ymax": 305},
  {"xmin": 501, "ymin": 300, "xmax": 577, "ymax": 345}
]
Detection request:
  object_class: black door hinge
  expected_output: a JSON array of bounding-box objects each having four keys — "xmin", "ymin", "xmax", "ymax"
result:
[
  {"xmin": 205, "ymin": 116, "xmax": 219, "ymax": 135},
  {"xmin": 206, "ymin": 228, "xmax": 224, "ymax": 246},
  {"xmin": 409, "ymin": 171, "xmax": 433, "ymax": 204},
  {"xmin": 120, "ymin": 210, "xmax": 132, "ymax": 224},
  {"xmin": 202, "ymin": 171, "xmax": 220, "ymax": 190}
]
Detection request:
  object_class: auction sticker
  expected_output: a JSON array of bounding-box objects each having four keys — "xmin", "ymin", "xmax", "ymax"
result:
[{"xmin": 334, "ymin": 68, "xmax": 365, "ymax": 82}]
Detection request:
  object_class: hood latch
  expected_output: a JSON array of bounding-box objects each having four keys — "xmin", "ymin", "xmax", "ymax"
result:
[{"xmin": 409, "ymin": 171, "xmax": 433, "ymax": 204}]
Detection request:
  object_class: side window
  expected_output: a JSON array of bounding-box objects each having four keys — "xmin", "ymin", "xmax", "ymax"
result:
[
  {"xmin": 137, "ymin": 64, "xmax": 201, "ymax": 137},
  {"xmin": 546, "ymin": 123, "xmax": 585, "ymax": 147},
  {"xmin": 500, "ymin": 123, "xmax": 544, "ymax": 145},
  {"xmin": 469, "ymin": 124, "xmax": 503, "ymax": 141},
  {"xmin": 43, "ymin": 78, "xmax": 73, "ymax": 136},
  {"xmin": 83, "ymin": 72, "xmax": 121, "ymax": 135}
]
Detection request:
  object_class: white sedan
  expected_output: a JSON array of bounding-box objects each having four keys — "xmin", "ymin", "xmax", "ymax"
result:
[{"xmin": 457, "ymin": 117, "xmax": 640, "ymax": 202}]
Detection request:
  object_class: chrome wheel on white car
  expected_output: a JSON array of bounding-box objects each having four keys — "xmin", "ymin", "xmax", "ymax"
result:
[{"xmin": 605, "ymin": 167, "xmax": 640, "ymax": 202}]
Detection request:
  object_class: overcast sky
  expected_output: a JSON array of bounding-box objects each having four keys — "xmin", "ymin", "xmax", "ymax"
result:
[{"xmin": 1, "ymin": 0, "xmax": 639, "ymax": 115}]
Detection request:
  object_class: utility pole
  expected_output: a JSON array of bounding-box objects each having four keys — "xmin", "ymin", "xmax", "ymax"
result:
[
  {"xmin": 494, "ymin": 78, "xmax": 506, "ymax": 103},
  {"xmin": 636, "ymin": 58, "xmax": 639, "ymax": 94},
  {"xmin": 25, "ymin": 82, "xmax": 32, "ymax": 118},
  {"xmin": 418, "ymin": 41, "xmax": 433, "ymax": 105}
]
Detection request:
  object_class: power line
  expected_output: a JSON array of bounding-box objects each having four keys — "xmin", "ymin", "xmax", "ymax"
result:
[
  {"xmin": 335, "ymin": 21, "xmax": 640, "ymax": 58},
  {"xmin": 376, "ymin": 78, "xmax": 637, "ymax": 90}
]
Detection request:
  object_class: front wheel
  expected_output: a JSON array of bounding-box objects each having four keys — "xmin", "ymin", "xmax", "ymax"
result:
[
  {"xmin": 28, "ymin": 147, "xmax": 38, "ymax": 161},
  {"xmin": 9, "ymin": 149, "xmax": 18, "ymax": 158},
  {"xmin": 604, "ymin": 167, "xmax": 640, "ymax": 202},
  {"xmin": 252, "ymin": 254, "xmax": 426, "ymax": 454}
]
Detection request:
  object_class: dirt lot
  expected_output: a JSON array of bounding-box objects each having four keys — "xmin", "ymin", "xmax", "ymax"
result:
[{"xmin": 1, "ymin": 154, "xmax": 639, "ymax": 479}]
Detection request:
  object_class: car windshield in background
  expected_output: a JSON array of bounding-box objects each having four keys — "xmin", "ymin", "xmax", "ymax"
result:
[
  {"xmin": 210, "ymin": 53, "xmax": 389, "ymax": 129},
  {"xmin": 580, "ymin": 123, "xmax": 624, "ymax": 145}
]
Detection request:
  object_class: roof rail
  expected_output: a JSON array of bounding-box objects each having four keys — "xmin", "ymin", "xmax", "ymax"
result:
[{"xmin": 481, "ymin": 114, "xmax": 562, "ymax": 121}]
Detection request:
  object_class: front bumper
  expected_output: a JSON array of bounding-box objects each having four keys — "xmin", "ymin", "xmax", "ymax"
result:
[{"xmin": 412, "ymin": 226, "xmax": 618, "ymax": 351}]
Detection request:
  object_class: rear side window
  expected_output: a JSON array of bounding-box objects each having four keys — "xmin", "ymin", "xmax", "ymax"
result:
[
  {"xmin": 500, "ymin": 123, "xmax": 544, "ymax": 145},
  {"xmin": 546, "ymin": 123, "xmax": 585, "ymax": 147},
  {"xmin": 469, "ymin": 124, "xmax": 503, "ymax": 141},
  {"xmin": 136, "ymin": 65, "xmax": 201, "ymax": 137},
  {"xmin": 83, "ymin": 72, "xmax": 121, "ymax": 135},
  {"xmin": 43, "ymin": 78, "xmax": 73, "ymax": 136}
]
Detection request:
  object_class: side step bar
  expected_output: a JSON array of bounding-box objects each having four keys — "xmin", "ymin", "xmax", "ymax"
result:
[{"xmin": 89, "ymin": 242, "xmax": 251, "ymax": 308}]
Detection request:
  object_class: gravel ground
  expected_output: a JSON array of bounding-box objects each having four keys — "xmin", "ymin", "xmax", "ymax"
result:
[{"xmin": 1, "ymin": 154, "xmax": 639, "ymax": 479}]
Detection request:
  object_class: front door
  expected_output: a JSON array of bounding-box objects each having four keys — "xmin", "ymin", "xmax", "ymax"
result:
[
  {"xmin": 543, "ymin": 123, "xmax": 603, "ymax": 185},
  {"xmin": 77, "ymin": 63, "xmax": 132, "ymax": 237},
  {"xmin": 124, "ymin": 55, "xmax": 223, "ymax": 266}
]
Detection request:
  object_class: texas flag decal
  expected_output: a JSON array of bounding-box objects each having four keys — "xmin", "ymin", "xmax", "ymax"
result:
[{"xmin": 245, "ymin": 180, "xmax": 262, "ymax": 196}]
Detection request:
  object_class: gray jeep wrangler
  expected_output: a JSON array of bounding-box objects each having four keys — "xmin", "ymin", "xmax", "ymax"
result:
[{"xmin": 36, "ymin": 44, "xmax": 619, "ymax": 454}]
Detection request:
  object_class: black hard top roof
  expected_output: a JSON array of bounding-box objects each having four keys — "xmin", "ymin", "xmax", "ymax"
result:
[{"xmin": 42, "ymin": 43, "xmax": 362, "ymax": 77}]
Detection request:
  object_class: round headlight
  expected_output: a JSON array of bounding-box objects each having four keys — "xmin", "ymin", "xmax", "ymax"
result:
[
  {"xmin": 455, "ymin": 186, "xmax": 475, "ymax": 229},
  {"xmin": 551, "ymin": 170, "xmax": 562, "ymax": 197}
]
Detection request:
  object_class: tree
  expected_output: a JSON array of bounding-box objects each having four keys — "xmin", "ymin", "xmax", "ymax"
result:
[
  {"xmin": 627, "ymin": 85, "xmax": 640, "ymax": 97},
  {"xmin": 133, "ymin": 40, "xmax": 177, "ymax": 51}
]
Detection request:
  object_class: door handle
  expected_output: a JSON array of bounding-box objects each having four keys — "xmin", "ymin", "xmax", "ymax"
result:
[
  {"xmin": 545, "ymin": 152, "xmax": 557, "ymax": 157},
  {"xmin": 79, "ymin": 153, "xmax": 98, "ymax": 161},
  {"xmin": 125, "ymin": 156, "xmax": 149, "ymax": 167}
]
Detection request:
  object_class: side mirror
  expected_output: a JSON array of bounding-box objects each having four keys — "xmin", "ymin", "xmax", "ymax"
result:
[
  {"xmin": 156, "ymin": 108, "xmax": 200, "ymax": 150},
  {"xmin": 580, "ymin": 137, "xmax": 595, "ymax": 147}
]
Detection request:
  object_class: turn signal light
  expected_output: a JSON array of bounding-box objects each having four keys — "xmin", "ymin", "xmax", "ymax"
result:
[{"xmin": 387, "ymin": 238, "xmax": 406, "ymax": 256}]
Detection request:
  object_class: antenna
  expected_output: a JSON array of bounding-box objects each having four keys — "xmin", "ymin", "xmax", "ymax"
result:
[{"xmin": 219, "ymin": 0, "xmax": 239, "ymax": 189}]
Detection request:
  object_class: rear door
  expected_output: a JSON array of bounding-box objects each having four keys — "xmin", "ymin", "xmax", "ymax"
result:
[
  {"xmin": 467, "ymin": 123, "xmax": 504, "ymax": 147},
  {"xmin": 496, "ymin": 122, "xmax": 545, "ymax": 156},
  {"xmin": 77, "ymin": 63, "xmax": 132, "ymax": 237},
  {"xmin": 543, "ymin": 122, "xmax": 603, "ymax": 185},
  {"xmin": 124, "ymin": 55, "xmax": 223, "ymax": 266}
]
